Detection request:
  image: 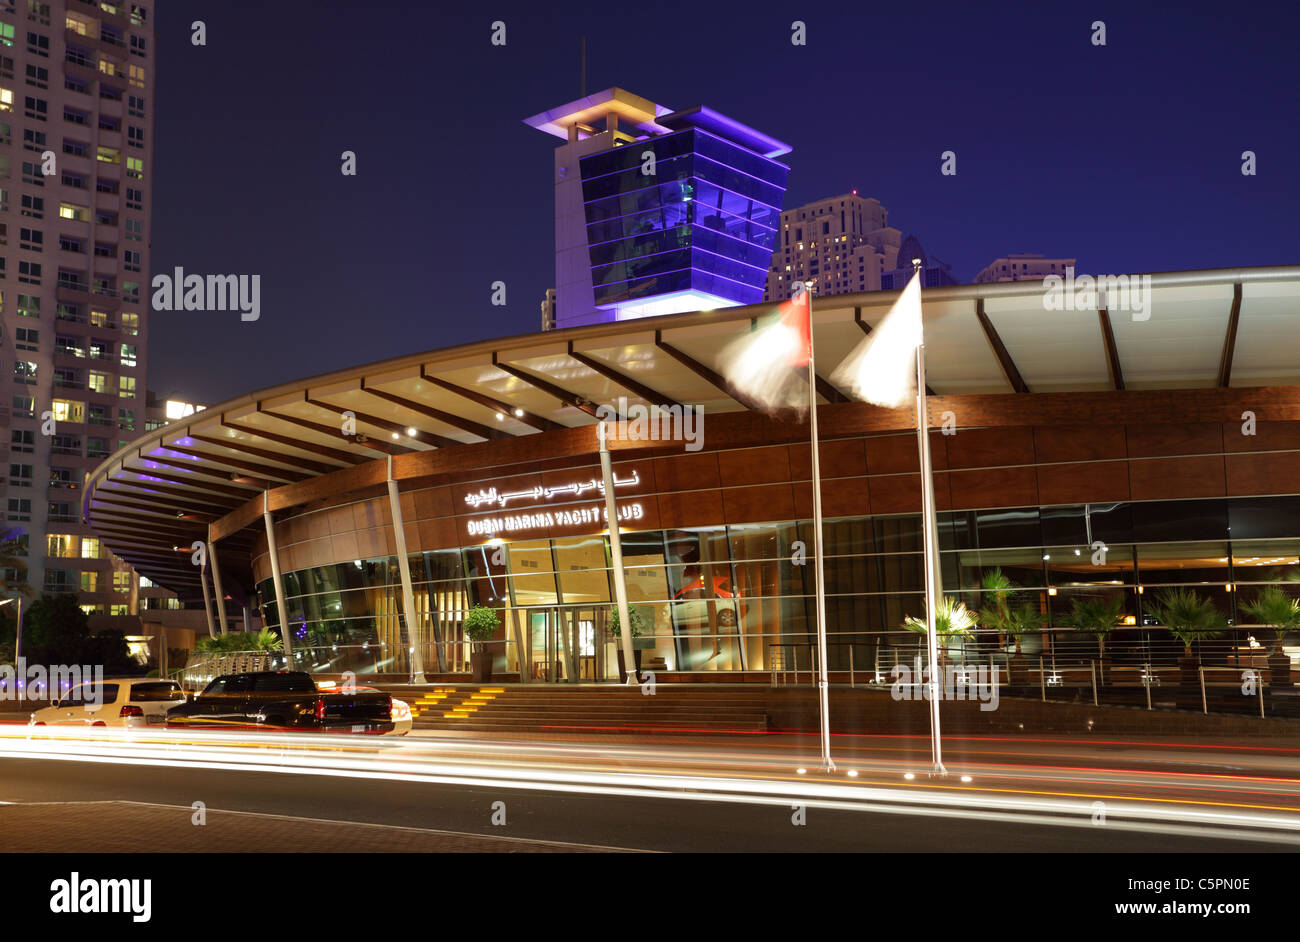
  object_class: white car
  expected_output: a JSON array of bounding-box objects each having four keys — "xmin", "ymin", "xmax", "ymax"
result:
[{"xmin": 29, "ymin": 678, "xmax": 187, "ymax": 729}]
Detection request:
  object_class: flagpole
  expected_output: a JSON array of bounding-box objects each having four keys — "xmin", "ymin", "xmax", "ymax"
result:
[
  {"xmin": 804, "ymin": 282, "xmax": 835, "ymax": 772},
  {"xmin": 912, "ymin": 259, "xmax": 947, "ymax": 777}
]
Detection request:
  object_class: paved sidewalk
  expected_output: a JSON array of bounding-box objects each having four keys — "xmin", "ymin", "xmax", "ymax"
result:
[{"xmin": 0, "ymin": 801, "xmax": 615, "ymax": 852}]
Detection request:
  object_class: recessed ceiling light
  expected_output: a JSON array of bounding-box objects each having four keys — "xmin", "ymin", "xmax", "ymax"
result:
[
  {"xmin": 391, "ymin": 432, "xmax": 399, "ymax": 440},
  {"xmin": 406, "ymin": 427, "xmax": 417, "ymax": 437},
  {"xmin": 514, "ymin": 408, "xmax": 524, "ymax": 417},
  {"xmin": 495, "ymin": 412, "xmax": 504, "ymax": 421}
]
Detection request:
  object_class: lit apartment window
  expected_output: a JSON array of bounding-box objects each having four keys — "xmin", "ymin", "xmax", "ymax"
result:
[
  {"xmin": 81, "ymin": 537, "xmax": 100, "ymax": 559},
  {"xmin": 117, "ymin": 408, "xmax": 135, "ymax": 430},
  {"xmin": 52, "ymin": 399, "xmax": 84, "ymax": 423},
  {"xmin": 0, "ymin": 24, "xmax": 14, "ymax": 47},
  {"xmin": 80, "ymin": 571, "xmax": 98, "ymax": 592},
  {"xmin": 88, "ymin": 371, "xmax": 108, "ymax": 394},
  {"xmin": 96, "ymin": 145, "xmax": 119, "ymax": 164},
  {"xmin": 12, "ymin": 360, "xmax": 36, "ymax": 384},
  {"xmin": 125, "ymin": 156, "xmax": 142, "ymax": 179},
  {"xmin": 0, "ymin": 87, "xmax": 12, "ymax": 112},
  {"xmin": 127, "ymin": 64, "xmax": 144, "ymax": 88},
  {"xmin": 130, "ymin": 5, "xmax": 148, "ymax": 26},
  {"xmin": 113, "ymin": 571, "xmax": 130, "ymax": 592},
  {"xmin": 47, "ymin": 533, "xmax": 76, "ymax": 558},
  {"xmin": 119, "ymin": 343, "xmax": 137, "ymax": 366},
  {"xmin": 120, "ymin": 312, "xmax": 138, "ymax": 335},
  {"xmin": 109, "ymin": 604, "xmax": 128, "ymax": 616},
  {"xmin": 58, "ymin": 202, "xmax": 87, "ymax": 222},
  {"xmin": 118, "ymin": 376, "xmax": 136, "ymax": 399}
]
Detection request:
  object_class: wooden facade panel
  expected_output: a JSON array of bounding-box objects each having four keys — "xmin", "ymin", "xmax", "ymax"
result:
[
  {"xmin": 1126, "ymin": 423, "xmax": 1224, "ymax": 459},
  {"xmin": 1226, "ymin": 452, "xmax": 1300, "ymax": 496},
  {"xmin": 793, "ymin": 476, "xmax": 872, "ymax": 519},
  {"xmin": 656, "ymin": 489, "xmax": 719, "ymax": 530},
  {"xmin": 723, "ymin": 483, "xmax": 796, "ymax": 524},
  {"xmin": 1129, "ymin": 455, "xmax": 1226, "ymax": 500},
  {"xmin": 1033, "ymin": 424, "xmax": 1128, "ymax": 463},
  {"xmin": 944, "ymin": 426, "xmax": 1036, "ymax": 470},
  {"xmin": 326, "ymin": 504, "xmax": 354, "ymax": 535},
  {"xmin": 787, "ymin": 438, "xmax": 869, "ymax": 481},
  {"xmin": 1036, "ymin": 460, "xmax": 1130, "ymax": 506},
  {"xmin": 1221, "ymin": 421, "xmax": 1300, "ymax": 453},
  {"xmin": 717, "ymin": 445, "xmax": 792, "ymax": 487},
  {"xmin": 653, "ymin": 451, "xmax": 721, "ymax": 492},
  {"xmin": 869, "ymin": 474, "xmax": 922, "ymax": 515},
  {"xmin": 947, "ymin": 466, "xmax": 1037, "ymax": 510}
]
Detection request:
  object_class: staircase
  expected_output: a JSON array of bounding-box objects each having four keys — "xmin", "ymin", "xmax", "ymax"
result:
[{"xmin": 399, "ymin": 685, "xmax": 770, "ymax": 734}]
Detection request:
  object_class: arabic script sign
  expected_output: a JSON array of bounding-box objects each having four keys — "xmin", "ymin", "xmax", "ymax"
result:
[
  {"xmin": 463, "ymin": 470, "xmax": 645, "ymax": 538},
  {"xmin": 463, "ymin": 470, "xmax": 640, "ymax": 510}
]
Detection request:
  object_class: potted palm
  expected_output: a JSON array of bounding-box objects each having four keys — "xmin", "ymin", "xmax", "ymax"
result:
[
  {"xmin": 463, "ymin": 605, "xmax": 500, "ymax": 683},
  {"xmin": 976, "ymin": 569, "xmax": 1031, "ymax": 684},
  {"xmin": 1148, "ymin": 588, "xmax": 1227, "ymax": 688},
  {"xmin": 1241, "ymin": 585, "xmax": 1300, "ymax": 688},
  {"xmin": 903, "ymin": 595, "xmax": 976, "ymax": 666},
  {"xmin": 610, "ymin": 606, "xmax": 649, "ymax": 679},
  {"xmin": 1062, "ymin": 596, "xmax": 1124, "ymax": 685},
  {"xmin": 1004, "ymin": 601, "xmax": 1045, "ymax": 686}
]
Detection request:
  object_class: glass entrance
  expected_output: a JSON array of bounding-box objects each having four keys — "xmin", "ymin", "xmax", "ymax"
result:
[{"xmin": 526, "ymin": 607, "xmax": 606, "ymax": 682}]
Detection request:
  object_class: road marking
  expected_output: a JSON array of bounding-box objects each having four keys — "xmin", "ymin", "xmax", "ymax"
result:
[{"xmin": 0, "ymin": 798, "xmax": 651, "ymax": 853}]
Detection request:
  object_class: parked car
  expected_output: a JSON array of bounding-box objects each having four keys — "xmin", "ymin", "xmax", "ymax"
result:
[
  {"xmin": 320, "ymin": 682, "xmax": 412, "ymax": 735},
  {"xmin": 29, "ymin": 679, "xmax": 187, "ymax": 729},
  {"xmin": 164, "ymin": 671, "xmax": 394, "ymax": 733}
]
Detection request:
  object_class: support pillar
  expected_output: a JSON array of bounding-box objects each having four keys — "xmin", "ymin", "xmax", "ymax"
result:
[
  {"xmin": 207, "ymin": 526, "xmax": 230, "ymax": 636},
  {"xmin": 387, "ymin": 457, "xmax": 426, "ymax": 684},
  {"xmin": 198, "ymin": 556, "xmax": 217, "ymax": 639},
  {"xmin": 262, "ymin": 492, "xmax": 293, "ymax": 659}
]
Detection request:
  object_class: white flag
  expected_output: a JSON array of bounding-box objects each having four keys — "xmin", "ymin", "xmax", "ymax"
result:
[{"xmin": 831, "ymin": 270, "xmax": 924, "ymax": 408}]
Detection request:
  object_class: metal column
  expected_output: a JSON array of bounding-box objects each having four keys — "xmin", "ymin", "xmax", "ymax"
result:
[
  {"xmin": 387, "ymin": 457, "xmax": 426, "ymax": 684},
  {"xmin": 262, "ymin": 492, "xmax": 293, "ymax": 659},
  {"xmin": 207, "ymin": 526, "xmax": 230, "ymax": 636}
]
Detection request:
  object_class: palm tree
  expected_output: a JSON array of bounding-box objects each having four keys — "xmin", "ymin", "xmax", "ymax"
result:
[
  {"xmin": 1147, "ymin": 588, "xmax": 1227, "ymax": 656},
  {"xmin": 977, "ymin": 568, "xmax": 1015, "ymax": 649},
  {"xmin": 1004, "ymin": 600, "xmax": 1045, "ymax": 654},
  {"xmin": 1241, "ymin": 585, "xmax": 1300, "ymax": 656},
  {"xmin": 904, "ymin": 597, "xmax": 976, "ymax": 664},
  {"xmin": 1062, "ymin": 596, "xmax": 1125, "ymax": 657}
]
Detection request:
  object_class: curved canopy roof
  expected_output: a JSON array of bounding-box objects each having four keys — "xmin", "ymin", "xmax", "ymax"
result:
[{"xmin": 87, "ymin": 265, "xmax": 1300, "ymax": 595}]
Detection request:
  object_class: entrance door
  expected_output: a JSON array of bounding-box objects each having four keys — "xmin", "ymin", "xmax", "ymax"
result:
[{"xmin": 527, "ymin": 607, "xmax": 605, "ymax": 682}]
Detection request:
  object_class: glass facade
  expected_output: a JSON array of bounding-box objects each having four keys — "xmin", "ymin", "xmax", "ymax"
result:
[
  {"xmin": 256, "ymin": 496, "xmax": 1300, "ymax": 680},
  {"xmin": 579, "ymin": 127, "xmax": 788, "ymax": 308}
]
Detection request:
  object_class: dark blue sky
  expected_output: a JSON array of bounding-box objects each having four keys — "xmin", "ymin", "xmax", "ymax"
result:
[{"xmin": 148, "ymin": 0, "xmax": 1299, "ymax": 404}]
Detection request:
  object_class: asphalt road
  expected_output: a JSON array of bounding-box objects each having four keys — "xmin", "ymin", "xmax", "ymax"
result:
[{"xmin": 0, "ymin": 729, "xmax": 1295, "ymax": 852}]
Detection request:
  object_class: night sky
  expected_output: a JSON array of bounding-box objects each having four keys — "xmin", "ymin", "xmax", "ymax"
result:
[{"xmin": 148, "ymin": 0, "xmax": 1299, "ymax": 405}]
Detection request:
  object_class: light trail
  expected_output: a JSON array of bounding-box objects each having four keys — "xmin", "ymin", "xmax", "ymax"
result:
[{"xmin": 3, "ymin": 725, "xmax": 1300, "ymax": 845}]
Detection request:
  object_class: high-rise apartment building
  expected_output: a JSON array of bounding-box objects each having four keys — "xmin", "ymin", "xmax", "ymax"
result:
[
  {"xmin": 763, "ymin": 192, "xmax": 902, "ymax": 302},
  {"xmin": 0, "ymin": 0, "xmax": 154, "ymax": 623},
  {"xmin": 974, "ymin": 252, "xmax": 1076, "ymax": 284}
]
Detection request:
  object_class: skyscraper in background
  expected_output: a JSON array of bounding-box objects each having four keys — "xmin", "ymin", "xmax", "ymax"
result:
[
  {"xmin": 0, "ymin": 0, "xmax": 154, "ymax": 624},
  {"xmin": 974, "ymin": 252, "xmax": 1078, "ymax": 283},
  {"xmin": 526, "ymin": 88, "xmax": 790, "ymax": 329},
  {"xmin": 763, "ymin": 191, "xmax": 901, "ymax": 301}
]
